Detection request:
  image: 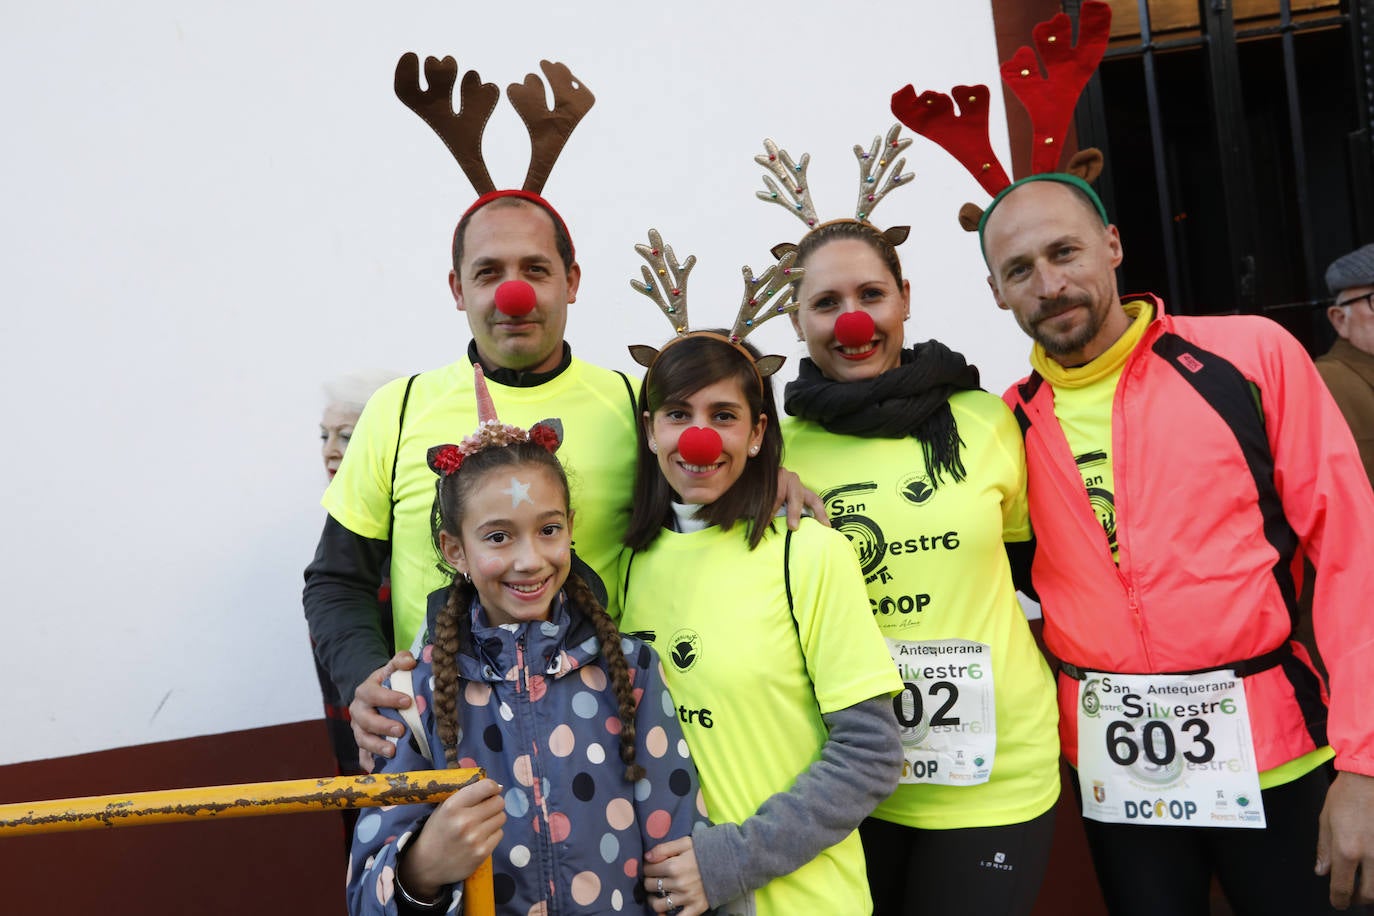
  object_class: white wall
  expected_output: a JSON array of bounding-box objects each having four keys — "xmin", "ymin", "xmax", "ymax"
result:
[{"xmin": 0, "ymin": 1, "xmax": 1029, "ymax": 766}]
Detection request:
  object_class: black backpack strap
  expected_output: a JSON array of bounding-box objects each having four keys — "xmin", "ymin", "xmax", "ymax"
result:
[
  {"xmin": 1150, "ymin": 334, "xmax": 1323, "ymax": 746},
  {"xmin": 1151, "ymin": 333, "xmax": 1299, "ymax": 626},
  {"xmin": 619, "ymin": 548, "xmax": 636, "ymax": 610},
  {"xmin": 782, "ymin": 528, "xmax": 822, "ymax": 703},
  {"xmin": 1010, "ymin": 371, "xmax": 1042, "ymax": 438},
  {"xmin": 783, "ymin": 528, "xmax": 794, "ymax": 614},
  {"xmin": 387, "ymin": 374, "xmax": 420, "ymax": 540},
  {"xmin": 614, "ymin": 370, "xmax": 638, "ymax": 415}
]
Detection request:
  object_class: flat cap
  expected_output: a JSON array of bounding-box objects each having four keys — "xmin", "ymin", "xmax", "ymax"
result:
[{"xmin": 1326, "ymin": 243, "xmax": 1374, "ymax": 296}]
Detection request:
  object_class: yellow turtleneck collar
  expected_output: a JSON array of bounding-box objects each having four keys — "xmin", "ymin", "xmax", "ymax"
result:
[{"xmin": 1030, "ymin": 299, "xmax": 1156, "ymax": 389}]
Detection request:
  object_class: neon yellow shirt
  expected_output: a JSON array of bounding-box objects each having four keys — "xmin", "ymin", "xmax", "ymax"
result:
[
  {"xmin": 783, "ymin": 389, "xmax": 1059, "ymax": 829},
  {"xmin": 323, "ymin": 355, "xmax": 637, "ymax": 651},
  {"xmin": 1033, "ymin": 302, "xmax": 1331, "ymax": 788},
  {"xmin": 618, "ymin": 519, "xmax": 900, "ymax": 915}
]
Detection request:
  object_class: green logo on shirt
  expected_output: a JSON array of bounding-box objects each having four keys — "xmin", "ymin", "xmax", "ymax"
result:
[
  {"xmin": 669, "ymin": 628, "xmax": 701, "ymax": 673},
  {"xmin": 898, "ymin": 473, "xmax": 935, "ymax": 506}
]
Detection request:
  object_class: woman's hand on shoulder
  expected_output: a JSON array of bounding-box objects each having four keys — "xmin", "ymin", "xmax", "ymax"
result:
[
  {"xmin": 775, "ymin": 467, "xmax": 830, "ymax": 529},
  {"xmin": 399, "ymin": 778, "xmax": 506, "ymax": 899},
  {"xmin": 643, "ymin": 836, "xmax": 709, "ymax": 915}
]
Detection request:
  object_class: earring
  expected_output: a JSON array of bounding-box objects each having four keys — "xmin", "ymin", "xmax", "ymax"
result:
[
  {"xmin": 649, "ymin": 440, "xmax": 658, "ymax": 454},
  {"xmin": 749, "ymin": 445, "xmax": 759, "ymax": 456}
]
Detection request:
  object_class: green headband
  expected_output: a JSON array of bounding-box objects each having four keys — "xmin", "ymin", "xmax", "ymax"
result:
[{"xmin": 977, "ymin": 173, "xmax": 1109, "ymax": 262}]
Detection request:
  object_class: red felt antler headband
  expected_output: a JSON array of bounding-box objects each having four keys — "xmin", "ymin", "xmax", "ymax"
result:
[{"xmin": 891, "ymin": 0, "xmax": 1112, "ymax": 233}]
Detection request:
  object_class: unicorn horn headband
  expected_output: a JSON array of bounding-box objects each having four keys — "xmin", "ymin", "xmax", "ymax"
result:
[
  {"xmin": 426, "ymin": 365, "xmax": 563, "ymax": 477},
  {"xmin": 890, "ymin": 0, "xmax": 1112, "ymax": 240},
  {"xmin": 395, "ymin": 54, "xmax": 594, "ymax": 318}
]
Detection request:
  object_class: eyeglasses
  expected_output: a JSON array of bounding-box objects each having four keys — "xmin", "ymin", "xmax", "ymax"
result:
[{"xmin": 1336, "ymin": 292, "xmax": 1374, "ymax": 314}]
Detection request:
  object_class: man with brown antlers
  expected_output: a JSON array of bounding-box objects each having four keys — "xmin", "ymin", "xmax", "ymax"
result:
[
  {"xmin": 304, "ymin": 56, "xmax": 820, "ymax": 780},
  {"xmin": 303, "ymin": 56, "xmax": 644, "ymax": 772}
]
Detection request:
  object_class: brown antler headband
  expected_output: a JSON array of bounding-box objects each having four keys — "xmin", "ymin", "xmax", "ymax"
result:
[{"xmin": 395, "ymin": 55, "xmax": 594, "ymax": 196}]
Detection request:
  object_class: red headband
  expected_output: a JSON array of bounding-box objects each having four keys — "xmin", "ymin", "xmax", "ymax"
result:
[{"xmin": 457, "ymin": 190, "xmax": 576, "ymax": 261}]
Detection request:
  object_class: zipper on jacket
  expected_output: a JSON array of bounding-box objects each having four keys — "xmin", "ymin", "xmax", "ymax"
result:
[
  {"xmin": 1112, "ymin": 319, "xmax": 1163, "ymax": 672},
  {"xmin": 515, "ymin": 630, "xmax": 563, "ymax": 915},
  {"xmin": 1124, "ymin": 585, "xmax": 1155, "ymax": 671}
]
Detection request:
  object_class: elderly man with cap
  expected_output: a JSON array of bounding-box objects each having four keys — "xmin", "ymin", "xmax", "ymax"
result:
[
  {"xmin": 1317, "ymin": 243, "xmax": 1374, "ymax": 484},
  {"xmin": 895, "ymin": 3, "xmax": 1374, "ymax": 911}
]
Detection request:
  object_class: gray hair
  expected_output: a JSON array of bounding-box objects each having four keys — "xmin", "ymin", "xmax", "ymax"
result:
[{"xmin": 323, "ymin": 369, "xmax": 403, "ymax": 413}]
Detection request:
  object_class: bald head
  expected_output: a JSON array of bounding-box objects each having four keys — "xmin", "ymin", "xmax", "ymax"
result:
[{"xmin": 983, "ymin": 181, "xmax": 1130, "ymax": 367}]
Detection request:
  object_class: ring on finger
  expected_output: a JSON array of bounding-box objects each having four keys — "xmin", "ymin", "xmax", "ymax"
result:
[
  {"xmin": 665, "ymin": 895, "xmax": 676, "ymax": 913},
  {"xmin": 657, "ymin": 877, "xmax": 664, "ymax": 897}
]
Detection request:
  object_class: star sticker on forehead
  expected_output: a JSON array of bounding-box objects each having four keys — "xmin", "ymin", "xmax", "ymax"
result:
[{"xmin": 500, "ymin": 476, "xmax": 533, "ymax": 508}]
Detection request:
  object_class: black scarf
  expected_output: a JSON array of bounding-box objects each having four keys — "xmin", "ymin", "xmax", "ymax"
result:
[{"xmin": 784, "ymin": 342, "xmax": 981, "ymax": 487}]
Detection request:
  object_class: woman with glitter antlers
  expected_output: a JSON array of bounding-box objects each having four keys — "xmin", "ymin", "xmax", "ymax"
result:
[
  {"xmin": 346, "ymin": 366, "xmax": 707, "ymax": 916},
  {"xmin": 616, "ymin": 232, "xmax": 902, "ymax": 916},
  {"xmin": 756, "ymin": 125, "xmax": 1060, "ymax": 915}
]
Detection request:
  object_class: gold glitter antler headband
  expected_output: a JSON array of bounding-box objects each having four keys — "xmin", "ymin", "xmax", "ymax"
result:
[
  {"xmin": 627, "ymin": 229, "xmax": 802, "ymax": 379},
  {"xmin": 755, "ymin": 124, "xmax": 915, "ymax": 234},
  {"xmin": 853, "ymin": 124, "xmax": 914, "ymax": 224},
  {"xmin": 734, "ymin": 253, "xmax": 801, "ymax": 370},
  {"xmin": 755, "ymin": 141, "xmax": 819, "ymax": 229},
  {"xmin": 629, "ymin": 229, "xmax": 696, "ymax": 339}
]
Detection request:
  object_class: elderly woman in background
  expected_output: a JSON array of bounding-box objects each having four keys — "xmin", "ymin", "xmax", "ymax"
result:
[
  {"xmin": 321, "ymin": 370, "xmax": 402, "ymax": 480},
  {"xmin": 314, "ymin": 369, "xmax": 400, "ymax": 848}
]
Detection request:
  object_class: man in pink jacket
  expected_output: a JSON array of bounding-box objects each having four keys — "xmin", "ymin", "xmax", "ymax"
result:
[{"xmin": 983, "ymin": 175, "xmax": 1374, "ymax": 914}]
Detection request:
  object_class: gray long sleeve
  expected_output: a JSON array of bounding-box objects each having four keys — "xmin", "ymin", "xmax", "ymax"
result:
[{"xmin": 690, "ymin": 694, "xmax": 900, "ymax": 908}]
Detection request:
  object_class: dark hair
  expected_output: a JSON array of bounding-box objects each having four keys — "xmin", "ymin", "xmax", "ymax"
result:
[
  {"xmin": 429, "ymin": 441, "xmax": 644, "ymax": 780},
  {"xmin": 451, "ymin": 197, "xmax": 575, "ymax": 275},
  {"xmin": 625, "ymin": 334, "xmax": 784, "ymax": 552},
  {"xmin": 794, "ymin": 220, "xmax": 904, "ymax": 288}
]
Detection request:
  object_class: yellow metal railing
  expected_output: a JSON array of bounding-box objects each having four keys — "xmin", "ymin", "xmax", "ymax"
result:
[{"xmin": 0, "ymin": 768, "xmax": 495, "ymax": 915}]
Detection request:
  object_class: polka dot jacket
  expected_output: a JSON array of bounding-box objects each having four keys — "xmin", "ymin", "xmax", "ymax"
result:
[{"xmin": 346, "ymin": 593, "xmax": 709, "ymax": 915}]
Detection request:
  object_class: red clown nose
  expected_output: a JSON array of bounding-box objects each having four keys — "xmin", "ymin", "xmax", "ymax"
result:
[
  {"xmin": 494, "ymin": 280, "xmax": 537, "ymax": 317},
  {"xmin": 834, "ymin": 311, "xmax": 876, "ymax": 348},
  {"xmin": 677, "ymin": 427, "xmax": 723, "ymax": 466}
]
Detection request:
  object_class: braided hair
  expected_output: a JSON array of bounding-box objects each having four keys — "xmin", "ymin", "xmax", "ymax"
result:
[{"xmin": 429, "ymin": 440, "xmax": 644, "ymax": 780}]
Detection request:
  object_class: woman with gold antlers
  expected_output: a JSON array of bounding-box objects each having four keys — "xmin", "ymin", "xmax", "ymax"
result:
[
  {"xmin": 758, "ymin": 127, "xmax": 1060, "ymax": 916},
  {"xmin": 616, "ymin": 235, "xmax": 902, "ymax": 916}
]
